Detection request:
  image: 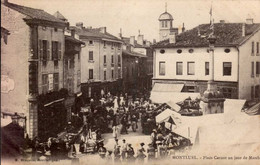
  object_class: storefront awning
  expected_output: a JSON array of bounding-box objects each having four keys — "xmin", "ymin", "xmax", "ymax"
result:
[
  {"xmin": 150, "ymin": 91, "xmax": 200, "ymax": 104},
  {"xmin": 152, "ymin": 83, "xmax": 184, "ymax": 92}
]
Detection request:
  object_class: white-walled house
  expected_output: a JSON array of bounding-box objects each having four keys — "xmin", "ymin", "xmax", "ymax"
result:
[{"xmin": 152, "ymin": 21, "xmax": 260, "ymax": 101}]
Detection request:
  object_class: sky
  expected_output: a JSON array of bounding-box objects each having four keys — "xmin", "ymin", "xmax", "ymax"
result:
[{"xmin": 9, "ymin": 0, "xmax": 260, "ymax": 42}]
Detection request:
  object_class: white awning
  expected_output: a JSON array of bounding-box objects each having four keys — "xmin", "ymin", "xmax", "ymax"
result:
[
  {"xmin": 155, "ymin": 108, "xmax": 182, "ymax": 124},
  {"xmin": 150, "ymin": 91, "xmax": 200, "ymax": 104},
  {"xmin": 152, "ymin": 83, "xmax": 184, "ymax": 92}
]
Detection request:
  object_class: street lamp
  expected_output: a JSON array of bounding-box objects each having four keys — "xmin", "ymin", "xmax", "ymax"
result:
[{"xmin": 201, "ymin": 34, "xmax": 225, "ymax": 114}]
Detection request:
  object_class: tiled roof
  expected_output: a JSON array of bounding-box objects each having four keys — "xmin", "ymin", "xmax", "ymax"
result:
[
  {"xmin": 4, "ymin": 2, "xmax": 66, "ymax": 24},
  {"xmin": 153, "ymin": 23, "xmax": 260, "ymax": 48},
  {"xmin": 122, "ymin": 50, "xmax": 147, "ymax": 58},
  {"xmin": 70, "ymin": 26, "xmax": 122, "ymax": 42},
  {"xmin": 53, "ymin": 11, "xmax": 67, "ymax": 21},
  {"xmin": 65, "ymin": 35, "xmax": 85, "ymax": 45}
]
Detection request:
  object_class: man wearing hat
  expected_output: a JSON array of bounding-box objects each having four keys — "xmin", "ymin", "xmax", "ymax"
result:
[{"xmin": 121, "ymin": 139, "xmax": 128, "ymax": 160}]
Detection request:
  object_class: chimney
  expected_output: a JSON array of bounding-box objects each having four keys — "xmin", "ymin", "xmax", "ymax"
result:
[
  {"xmin": 71, "ymin": 29, "xmax": 75, "ymax": 38},
  {"xmin": 118, "ymin": 28, "xmax": 122, "ymax": 39},
  {"xmin": 220, "ymin": 20, "xmax": 225, "ymax": 23},
  {"xmin": 137, "ymin": 35, "xmax": 144, "ymax": 46},
  {"xmin": 242, "ymin": 23, "xmax": 245, "ymax": 37},
  {"xmin": 246, "ymin": 18, "xmax": 254, "ymax": 24},
  {"xmin": 76, "ymin": 22, "xmax": 83, "ymax": 29},
  {"xmin": 153, "ymin": 39, "xmax": 156, "ymax": 44},
  {"xmin": 169, "ymin": 33, "xmax": 176, "ymax": 44},
  {"xmin": 130, "ymin": 36, "xmax": 135, "ymax": 46},
  {"xmin": 182, "ymin": 23, "xmax": 185, "ymax": 33},
  {"xmin": 99, "ymin": 27, "xmax": 107, "ymax": 33}
]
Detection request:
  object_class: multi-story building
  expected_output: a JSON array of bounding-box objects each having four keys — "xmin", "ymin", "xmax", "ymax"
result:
[
  {"xmin": 152, "ymin": 19, "xmax": 260, "ymax": 101},
  {"xmin": 121, "ymin": 40, "xmax": 147, "ymax": 95},
  {"xmin": 1, "ymin": 1, "xmax": 71, "ymax": 140},
  {"xmin": 71, "ymin": 23, "xmax": 123, "ymax": 102},
  {"xmin": 54, "ymin": 11, "xmax": 85, "ymax": 115},
  {"xmin": 119, "ymin": 30, "xmax": 154, "ymax": 92}
]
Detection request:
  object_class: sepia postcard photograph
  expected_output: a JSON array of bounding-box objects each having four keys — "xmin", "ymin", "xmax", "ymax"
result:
[{"xmin": 1, "ymin": 0, "xmax": 260, "ymax": 164}]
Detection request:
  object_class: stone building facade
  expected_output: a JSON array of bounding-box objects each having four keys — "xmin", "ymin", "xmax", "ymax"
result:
[
  {"xmin": 71, "ymin": 23, "xmax": 123, "ymax": 102},
  {"xmin": 153, "ymin": 20, "xmax": 260, "ymax": 101},
  {"xmin": 1, "ymin": 1, "xmax": 69, "ymax": 139}
]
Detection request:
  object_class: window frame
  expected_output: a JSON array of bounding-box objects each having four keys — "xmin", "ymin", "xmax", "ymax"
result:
[
  {"xmin": 187, "ymin": 62, "xmax": 195, "ymax": 75},
  {"xmin": 104, "ymin": 70, "xmax": 106, "ymax": 80},
  {"xmin": 176, "ymin": 62, "xmax": 183, "ymax": 75},
  {"xmin": 89, "ymin": 51, "xmax": 94, "ymax": 61},
  {"xmin": 251, "ymin": 62, "xmax": 255, "ymax": 77},
  {"xmin": 111, "ymin": 55, "xmax": 114, "ymax": 64},
  {"xmin": 205, "ymin": 62, "xmax": 209, "ymax": 76},
  {"xmin": 256, "ymin": 62, "xmax": 260, "ymax": 76},
  {"xmin": 89, "ymin": 69, "xmax": 94, "ymax": 80},
  {"xmin": 257, "ymin": 42, "xmax": 259, "ymax": 55},
  {"xmin": 53, "ymin": 73, "xmax": 59, "ymax": 91},
  {"xmin": 159, "ymin": 61, "xmax": 165, "ymax": 76},
  {"xmin": 223, "ymin": 62, "xmax": 232, "ymax": 76},
  {"xmin": 42, "ymin": 74, "xmax": 48, "ymax": 94},
  {"xmin": 104, "ymin": 55, "xmax": 106, "ymax": 64},
  {"xmin": 251, "ymin": 41, "xmax": 255, "ymax": 55}
]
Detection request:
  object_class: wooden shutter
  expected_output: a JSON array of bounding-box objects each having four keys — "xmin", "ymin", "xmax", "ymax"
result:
[
  {"xmin": 58, "ymin": 42, "xmax": 61, "ymax": 60},
  {"xmin": 47, "ymin": 40, "xmax": 50, "ymax": 60},
  {"xmin": 38, "ymin": 40, "xmax": 43, "ymax": 60}
]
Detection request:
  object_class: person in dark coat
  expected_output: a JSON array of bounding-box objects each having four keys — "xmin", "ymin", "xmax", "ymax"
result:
[
  {"xmin": 98, "ymin": 142, "xmax": 107, "ymax": 159},
  {"xmin": 127, "ymin": 144, "xmax": 135, "ymax": 162},
  {"xmin": 120, "ymin": 115, "xmax": 128, "ymax": 134}
]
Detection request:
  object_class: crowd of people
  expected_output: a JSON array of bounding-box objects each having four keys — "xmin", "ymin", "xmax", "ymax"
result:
[{"xmin": 27, "ymin": 91, "xmax": 192, "ymax": 162}]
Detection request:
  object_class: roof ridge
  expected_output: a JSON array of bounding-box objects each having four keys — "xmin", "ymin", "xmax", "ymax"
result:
[{"xmin": 5, "ymin": 2, "xmax": 44, "ymax": 11}]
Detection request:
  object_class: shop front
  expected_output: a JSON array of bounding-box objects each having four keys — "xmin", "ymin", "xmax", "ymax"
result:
[{"xmin": 37, "ymin": 90, "xmax": 68, "ymax": 141}]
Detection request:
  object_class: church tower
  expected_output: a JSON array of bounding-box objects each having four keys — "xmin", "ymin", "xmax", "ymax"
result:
[{"xmin": 158, "ymin": 3, "xmax": 178, "ymax": 41}]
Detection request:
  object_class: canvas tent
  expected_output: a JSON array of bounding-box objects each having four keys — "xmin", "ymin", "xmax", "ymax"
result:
[
  {"xmin": 165, "ymin": 99, "xmax": 249, "ymax": 144},
  {"xmin": 245, "ymin": 102, "xmax": 260, "ymax": 115},
  {"xmin": 155, "ymin": 108, "xmax": 182, "ymax": 124}
]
